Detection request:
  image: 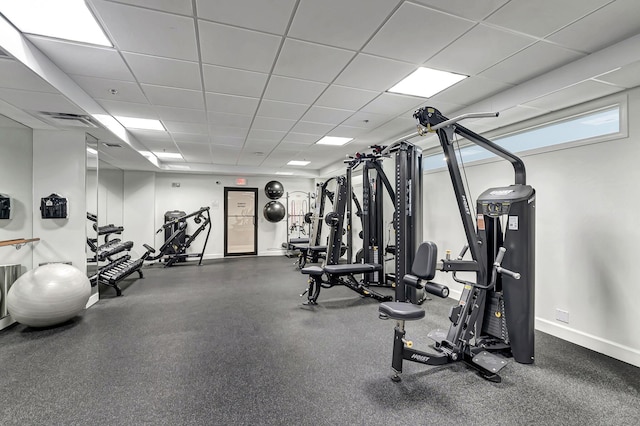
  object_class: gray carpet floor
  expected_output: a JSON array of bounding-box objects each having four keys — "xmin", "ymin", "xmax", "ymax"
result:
[{"xmin": 0, "ymin": 256, "xmax": 638, "ymax": 425}]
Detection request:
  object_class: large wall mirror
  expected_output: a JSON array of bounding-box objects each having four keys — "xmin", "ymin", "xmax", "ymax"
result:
[{"xmin": 86, "ymin": 133, "xmax": 99, "ymax": 304}]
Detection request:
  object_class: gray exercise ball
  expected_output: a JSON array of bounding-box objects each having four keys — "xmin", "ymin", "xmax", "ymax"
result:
[
  {"xmin": 263, "ymin": 201, "xmax": 286, "ymax": 223},
  {"xmin": 264, "ymin": 181, "xmax": 284, "ymax": 200},
  {"xmin": 7, "ymin": 264, "xmax": 91, "ymax": 328}
]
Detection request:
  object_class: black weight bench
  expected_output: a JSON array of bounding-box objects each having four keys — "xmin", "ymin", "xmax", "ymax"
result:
[{"xmin": 301, "ymin": 262, "xmax": 393, "ymax": 305}]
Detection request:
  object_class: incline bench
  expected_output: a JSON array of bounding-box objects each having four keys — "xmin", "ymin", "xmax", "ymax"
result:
[{"xmin": 301, "ymin": 262, "xmax": 393, "ymax": 305}]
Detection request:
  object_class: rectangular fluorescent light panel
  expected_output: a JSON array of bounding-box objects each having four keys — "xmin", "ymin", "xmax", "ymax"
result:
[
  {"xmin": 287, "ymin": 160, "xmax": 310, "ymax": 166},
  {"xmin": 316, "ymin": 136, "xmax": 353, "ymax": 146},
  {"xmin": 275, "ymin": 172, "xmax": 293, "ymax": 175},
  {"xmin": 86, "ymin": 147, "xmax": 98, "ymax": 155},
  {"xmin": 388, "ymin": 67, "xmax": 467, "ymax": 98},
  {"xmin": 0, "ymin": 0, "xmax": 112, "ymax": 46},
  {"xmin": 167, "ymin": 164, "xmax": 191, "ymax": 170},
  {"xmin": 116, "ymin": 116, "xmax": 165, "ymax": 131},
  {"xmin": 154, "ymin": 152, "xmax": 183, "ymax": 160}
]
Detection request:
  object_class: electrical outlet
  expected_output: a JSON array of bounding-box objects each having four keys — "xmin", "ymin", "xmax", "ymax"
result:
[{"xmin": 556, "ymin": 309, "xmax": 569, "ymax": 323}]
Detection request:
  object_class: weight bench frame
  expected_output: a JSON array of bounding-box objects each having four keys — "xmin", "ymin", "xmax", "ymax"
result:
[{"xmin": 301, "ymin": 263, "xmax": 393, "ymax": 305}]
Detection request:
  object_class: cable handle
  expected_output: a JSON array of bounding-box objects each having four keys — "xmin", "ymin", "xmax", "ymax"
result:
[{"xmin": 493, "ymin": 247, "xmax": 521, "ymax": 280}]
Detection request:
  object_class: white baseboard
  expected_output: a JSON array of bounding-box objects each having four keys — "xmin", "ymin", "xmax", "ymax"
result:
[
  {"xmin": 536, "ymin": 318, "xmax": 640, "ymax": 367},
  {"xmin": 86, "ymin": 292, "xmax": 99, "ymax": 308},
  {"xmin": 0, "ymin": 314, "xmax": 15, "ymax": 331}
]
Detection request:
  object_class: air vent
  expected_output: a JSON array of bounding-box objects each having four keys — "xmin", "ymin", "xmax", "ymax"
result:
[
  {"xmin": 38, "ymin": 112, "xmax": 98, "ymax": 128},
  {"xmin": 103, "ymin": 142, "xmax": 122, "ymax": 148}
]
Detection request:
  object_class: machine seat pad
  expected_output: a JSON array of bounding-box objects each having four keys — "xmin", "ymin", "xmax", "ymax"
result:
[
  {"xmin": 290, "ymin": 238, "xmax": 309, "ymax": 244},
  {"xmin": 379, "ymin": 302, "xmax": 425, "ymax": 321},
  {"xmin": 301, "ymin": 266, "xmax": 324, "ymax": 276},
  {"xmin": 324, "ymin": 263, "xmax": 382, "ymax": 275},
  {"xmin": 308, "ymin": 245, "xmax": 328, "ymax": 252},
  {"xmin": 291, "ymin": 243, "xmax": 309, "ymax": 250}
]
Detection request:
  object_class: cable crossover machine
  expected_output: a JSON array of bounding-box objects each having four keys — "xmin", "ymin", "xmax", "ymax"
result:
[{"xmin": 378, "ymin": 107, "xmax": 536, "ymax": 383}]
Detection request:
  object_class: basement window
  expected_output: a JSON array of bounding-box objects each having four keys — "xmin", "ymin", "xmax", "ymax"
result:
[{"xmin": 423, "ymin": 101, "xmax": 625, "ymax": 171}]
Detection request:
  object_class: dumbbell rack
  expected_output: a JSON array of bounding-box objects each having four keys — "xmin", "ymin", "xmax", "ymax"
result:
[{"xmin": 87, "ymin": 216, "xmax": 145, "ymax": 296}]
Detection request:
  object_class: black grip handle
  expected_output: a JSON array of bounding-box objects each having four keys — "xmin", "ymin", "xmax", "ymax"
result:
[
  {"xmin": 143, "ymin": 244, "xmax": 156, "ymax": 253},
  {"xmin": 424, "ymin": 282, "xmax": 449, "ymax": 298}
]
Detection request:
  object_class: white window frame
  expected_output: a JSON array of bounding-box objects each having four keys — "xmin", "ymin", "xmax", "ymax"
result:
[{"xmin": 422, "ymin": 92, "xmax": 629, "ymax": 173}]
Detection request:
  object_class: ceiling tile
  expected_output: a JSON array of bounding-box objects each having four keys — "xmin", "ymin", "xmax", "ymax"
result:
[
  {"xmin": 171, "ymin": 133, "xmax": 210, "ymax": 144},
  {"xmin": 363, "ymin": 3, "xmax": 475, "ymax": 63},
  {"xmin": 288, "ymin": 0, "xmax": 399, "ymax": 50},
  {"xmin": 98, "ymin": 99, "xmax": 157, "ymax": 118},
  {"xmin": 251, "ymin": 116, "xmax": 296, "ymax": 132},
  {"xmin": 236, "ymin": 151, "xmax": 265, "ymax": 166},
  {"xmin": 141, "ymin": 84, "xmax": 205, "ymax": 109},
  {"xmin": 315, "ymin": 85, "xmax": 379, "ymax": 111},
  {"xmin": 273, "ymin": 39, "xmax": 355, "ymax": 83},
  {"xmin": 411, "ymin": 0, "xmax": 509, "ymax": 20},
  {"xmin": 243, "ymin": 139, "xmax": 280, "ymax": 151},
  {"xmin": 205, "ymin": 93, "xmax": 259, "ymax": 116},
  {"xmin": 594, "ymin": 60, "xmax": 640, "ymax": 88},
  {"xmin": 290, "ymin": 121, "xmax": 336, "ymax": 135},
  {"xmin": 0, "ymin": 59, "xmax": 58, "ymax": 93},
  {"xmin": 361, "ymin": 93, "xmax": 424, "ymax": 116},
  {"xmin": 263, "ymin": 76, "xmax": 327, "ymax": 104},
  {"xmin": 129, "ymin": 129, "xmax": 172, "ymax": 142},
  {"xmin": 479, "ymin": 42, "xmax": 585, "ymax": 85},
  {"xmin": 163, "ymin": 121, "xmax": 209, "ymax": 134},
  {"xmin": 209, "ymin": 126, "xmax": 249, "ymax": 138},
  {"xmin": 202, "ymin": 65, "xmax": 268, "ymax": 97},
  {"xmin": 210, "ymin": 145, "xmax": 242, "ymax": 164},
  {"xmin": 28, "ymin": 36, "xmax": 134, "ymax": 81},
  {"xmin": 327, "ymin": 125, "xmax": 372, "ymax": 138},
  {"xmin": 425, "ymin": 24, "xmax": 535, "ymax": 75},
  {"xmin": 211, "ymin": 135, "xmax": 246, "ymax": 147},
  {"xmin": 140, "ymin": 140, "xmax": 177, "ymax": 152},
  {"xmin": 362, "ymin": 116, "xmax": 416, "ymax": 143},
  {"xmin": 71, "ymin": 75, "xmax": 148, "ymax": 103},
  {"xmin": 334, "ymin": 54, "xmax": 415, "ymax": 91},
  {"xmin": 208, "ymin": 112, "xmax": 252, "ymax": 128},
  {"xmin": 122, "ymin": 53, "xmax": 202, "ymax": 90},
  {"xmin": 154, "ymin": 106, "xmax": 208, "ymax": 124},
  {"xmin": 176, "ymin": 142, "xmax": 211, "ymax": 162},
  {"xmin": 282, "ymin": 132, "xmax": 321, "ymax": 144},
  {"xmin": 247, "ymin": 129, "xmax": 286, "ymax": 142},
  {"xmin": 430, "ymin": 76, "xmax": 513, "ymax": 106},
  {"xmin": 341, "ymin": 111, "xmax": 394, "ymax": 129},
  {"xmin": 301, "ymin": 106, "xmax": 354, "ymax": 125},
  {"xmin": 522, "ymin": 80, "xmax": 623, "ymax": 111},
  {"xmin": 198, "ymin": 21, "xmax": 281, "ymax": 72},
  {"xmin": 256, "ymin": 100, "xmax": 308, "ymax": 120},
  {"xmin": 196, "ymin": 0, "xmax": 296, "ymax": 35},
  {"xmin": 484, "ymin": 0, "xmax": 611, "ymax": 38},
  {"xmin": 0, "ymin": 88, "xmax": 86, "ymax": 115},
  {"xmin": 92, "ymin": 0, "xmax": 198, "ymax": 60},
  {"xmin": 547, "ymin": 0, "xmax": 640, "ymax": 53},
  {"xmin": 99, "ymin": 0, "xmax": 193, "ymax": 15}
]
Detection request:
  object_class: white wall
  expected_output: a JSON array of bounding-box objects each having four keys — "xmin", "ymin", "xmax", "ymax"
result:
[
  {"xmin": 0, "ymin": 126, "xmax": 34, "ymax": 269},
  {"xmin": 32, "ymin": 130, "xmax": 87, "ymax": 270},
  {"xmin": 422, "ymin": 89, "xmax": 640, "ymax": 367},
  {"xmin": 121, "ymin": 173, "xmax": 314, "ymax": 259}
]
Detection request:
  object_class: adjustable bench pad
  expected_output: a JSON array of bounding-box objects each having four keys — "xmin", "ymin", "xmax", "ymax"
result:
[
  {"xmin": 324, "ymin": 263, "xmax": 381, "ymax": 275},
  {"xmin": 308, "ymin": 245, "xmax": 328, "ymax": 252},
  {"xmin": 379, "ymin": 302, "xmax": 425, "ymax": 321},
  {"xmin": 289, "ymin": 238, "xmax": 309, "ymax": 244},
  {"xmin": 301, "ymin": 266, "xmax": 324, "ymax": 275}
]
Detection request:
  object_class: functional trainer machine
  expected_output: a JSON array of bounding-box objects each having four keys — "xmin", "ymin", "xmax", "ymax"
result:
[
  {"xmin": 146, "ymin": 206, "xmax": 212, "ymax": 267},
  {"xmin": 378, "ymin": 107, "xmax": 535, "ymax": 383},
  {"xmin": 301, "ymin": 173, "xmax": 392, "ymax": 305}
]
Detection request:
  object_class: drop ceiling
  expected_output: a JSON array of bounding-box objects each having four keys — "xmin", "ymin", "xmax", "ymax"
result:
[{"xmin": 0, "ymin": 0, "xmax": 639, "ymax": 177}]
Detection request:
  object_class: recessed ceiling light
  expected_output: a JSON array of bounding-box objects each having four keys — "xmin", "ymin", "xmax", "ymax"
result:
[
  {"xmin": 275, "ymin": 171, "xmax": 293, "ymax": 176},
  {"xmin": 388, "ymin": 67, "xmax": 467, "ymax": 98},
  {"xmin": 0, "ymin": 0, "xmax": 112, "ymax": 47},
  {"xmin": 316, "ymin": 136, "xmax": 353, "ymax": 146},
  {"xmin": 116, "ymin": 116, "xmax": 165, "ymax": 131},
  {"xmin": 287, "ymin": 160, "xmax": 310, "ymax": 166},
  {"xmin": 86, "ymin": 147, "xmax": 97, "ymax": 155},
  {"xmin": 154, "ymin": 152, "xmax": 183, "ymax": 160}
]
